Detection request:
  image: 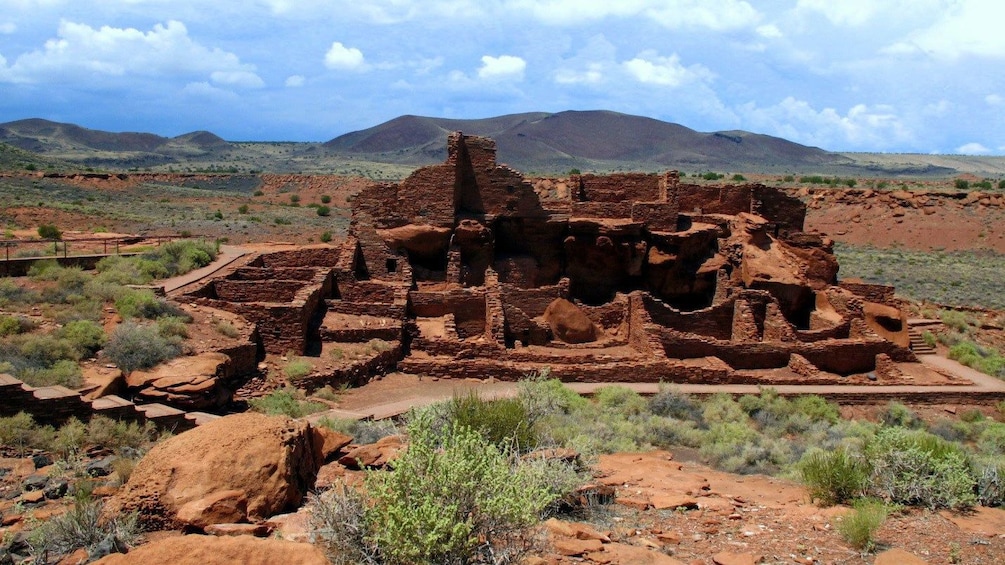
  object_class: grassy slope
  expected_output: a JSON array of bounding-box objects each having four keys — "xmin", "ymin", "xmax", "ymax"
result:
[{"xmin": 835, "ymin": 243, "xmax": 1005, "ymax": 309}]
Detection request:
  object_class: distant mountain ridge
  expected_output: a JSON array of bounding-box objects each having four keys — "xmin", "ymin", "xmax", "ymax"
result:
[
  {"xmin": 324, "ymin": 110, "xmax": 854, "ymax": 172},
  {"xmin": 0, "ymin": 118, "xmax": 228, "ymax": 162},
  {"xmin": 5, "ymin": 113, "xmax": 993, "ymax": 176}
]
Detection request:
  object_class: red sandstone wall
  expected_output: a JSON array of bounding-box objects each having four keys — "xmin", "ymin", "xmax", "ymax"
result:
[
  {"xmin": 574, "ymin": 173, "xmax": 662, "ymax": 203},
  {"xmin": 677, "ymin": 184, "xmax": 753, "ymax": 216}
]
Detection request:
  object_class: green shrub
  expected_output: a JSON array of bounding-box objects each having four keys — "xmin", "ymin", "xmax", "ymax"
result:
[
  {"xmin": 798, "ymin": 447, "xmax": 869, "ymax": 505},
  {"xmin": 249, "ymin": 388, "xmax": 326, "ymax": 418},
  {"xmin": 115, "ymin": 289, "xmax": 188, "ymax": 320},
  {"xmin": 53, "ymin": 417, "xmax": 88, "ymax": 458},
  {"xmin": 879, "ymin": 401, "xmax": 923, "ymax": 428},
  {"xmin": 648, "ymin": 385, "xmax": 703, "ymax": 422},
  {"xmin": 320, "ymin": 231, "xmax": 333, "ymax": 243},
  {"xmin": 86, "ymin": 415, "xmax": 156, "ymax": 450},
  {"xmin": 517, "ymin": 372, "xmax": 588, "ymax": 423},
  {"xmin": 364, "ymin": 415, "xmax": 561, "ymax": 564},
  {"xmin": 836, "ymin": 499, "xmax": 887, "ymax": 552},
  {"xmin": 0, "ymin": 314, "xmax": 32, "ymax": 337},
  {"xmin": 974, "ymin": 456, "xmax": 1005, "ymax": 507},
  {"xmin": 449, "ymin": 392, "xmax": 537, "ymax": 452},
  {"xmin": 58, "ymin": 320, "xmax": 107, "ymax": 356},
  {"xmin": 954, "ymin": 179, "xmax": 969, "ymax": 190},
  {"xmin": 865, "ymin": 427, "xmax": 976, "ymax": 509},
  {"xmin": 155, "ymin": 316, "xmax": 190, "ymax": 339},
  {"xmin": 731, "ymin": 174, "xmax": 746, "ymax": 182},
  {"xmin": 318, "ymin": 417, "xmax": 399, "ymax": 446},
  {"xmin": 238, "ymin": 204, "xmax": 249, "ymax": 214},
  {"xmin": 0, "ymin": 333, "xmax": 82, "ymax": 383},
  {"xmin": 37, "ymin": 223, "xmax": 62, "ymax": 240},
  {"xmin": 25, "ymin": 500, "xmax": 138, "ymax": 561},
  {"xmin": 214, "ymin": 319, "xmax": 239, "ymax": 338},
  {"xmin": 922, "ymin": 331, "xmax": 937, "ymax": 348},
  {"xmin": 0, "ymin": 412, "xmax": 54, "ymax": 455},
  {"xmin": 103, "ymin": 322, "xmax": 181, "ymax": 373},
  {"xmin": 941, "ymin": 310, "xmax": 973, "ymax": 333},
  {"xmin": 19, "ymin": 358, "xmax": 83, "ymax": 387},
  {"xmin": 0, "ymin": 278, "xmax": 41, "ymax": 306},
  {"xmin": 317, "ymin": 205, "xmax": 331, "ymax": 217},
  {"xmin": 309, "ymin": 483, "xmax": 379, "ymax": 565},
  {"xmin": 320, "ymin": 194, "xmax": 332, "ymax": 204},
  {"xmin": 283, "ymin": 357, "xmax": 314, "ymax": 380},
  {"xmin": 594, "ymin": 386, "xmax": 647, "ymax": 418}
]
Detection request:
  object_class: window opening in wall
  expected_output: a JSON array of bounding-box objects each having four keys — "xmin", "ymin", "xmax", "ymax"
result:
[{"xmin": 386, "ymin": 258, "xmax": 398, "ymax": 273}]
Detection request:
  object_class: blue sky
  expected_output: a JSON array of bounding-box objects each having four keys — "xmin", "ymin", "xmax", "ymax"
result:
[{"xmin": 1, "ymin": 0, "xmax": 1003, "ymax": 154}]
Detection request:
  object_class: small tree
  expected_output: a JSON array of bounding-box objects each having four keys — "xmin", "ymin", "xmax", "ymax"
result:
[{"xmin": 38, "ymin": 224, "xmax": 62, "ymax": 240}]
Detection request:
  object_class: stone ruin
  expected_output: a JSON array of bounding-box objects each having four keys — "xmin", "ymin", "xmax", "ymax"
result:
[{"xmin": 183, "ymin": 132, "xmax": 916, "ymax": 389}]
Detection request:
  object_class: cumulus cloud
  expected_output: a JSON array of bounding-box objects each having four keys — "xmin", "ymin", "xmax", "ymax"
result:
[
  {"xmin": 622, "ymin": 51, "xmax": 713, "ymax": 87},
  {"xmin": 882, "ymin": 0, "xmax": 1005, "ymax": 58},
  {"xmin": 555, "ymin": 63, "xmax": 606, "ymax": 85},
  {"xmin": 0, "ymin": 23, "xmax": 16, "ymax": 34},
  {"xmin": 477, "ymin": 55, "xmax": 526, "ymax": 81},
  {"xmin": 956, "ymin": 142, "xmax": 991, "ymax": 155},
  {"xmin": 0, "ymin": 20, "xmax": 262, "ymax": 87},
  {"xmin": 756, "ymin": 24, "xmax": 782, "ymax": 38},
  {"xmin": 285, "ymin": 74, "xmax": 306, "ymax": 87},
  {"xmin": 738, "ymin": 97, "xmax": 913, "ymax": 150},
  {"xmin": 510, "ymin": 0, "xmax": 760, "ymax": 31},
  {"xmin": 324, "ymin": 41, "xmax": 366, "ymax": 71},
  {"xmin": 986, "ymin": 94, "xmax": 1003, "ymax": 106}
]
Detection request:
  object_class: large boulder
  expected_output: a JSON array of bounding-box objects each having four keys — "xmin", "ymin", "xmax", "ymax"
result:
[
  {"xmin": 125, "ymin": 352, "xmax": 233, "ymax": 410},
  {"xmin": 102, "ymin": 413, "xmax": 325, "ymax": 530},
  {"xmin": 543, "ymin": 298, "xmax": 597, "ymax": 344},
  {"xmin": 93, "ymin": 534, "xmax": 330, "ymax": 565}
]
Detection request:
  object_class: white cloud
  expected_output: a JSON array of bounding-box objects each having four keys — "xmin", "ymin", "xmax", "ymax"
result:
[
  {"xmin": 555, "ymin": 63, "xmax": 606, "ymax": 85},
  {"xmin": 986, "ymin": 94, "xmax": 1003, "ymax": 106},
  {"xmin": 285, "ymin": 74, "xmax": 305, "ymax": 87},
  {"xmin": 0, "ymin": 23, "xmax": 16, "ymax": 34},
  {"xmin": 956, "ymin": 142, "xmax": 991, "ymax": 155},
  {"xmin": 882, "ymin": 0, "xmax": 1005, "ymax": 58},
  {"xmin": 210, "ymin": 70, "xmax": 265, "ymax": 88},
  {"xmin": 795, "ymin": 0, "xmax": 879, "ymax": 26},
  {"xmin": 756, "ymin": 24, "xmax": 782, "ymax": 38},
  {"xmin": 182, "ymin": 81, "xmax": 238, "ymax": 100},
  {"xmin": 738, "ymin": 97, "xmax": 913, "ymax": 150},
  {"xmin": 324, "ymin": 41, "xmax": 366, "ymax": 71},
  {"xmin": 0, "ymin": 20, "xmax": 262, "ymax": 86},
  {"xmin": 622, "ymin": 51, "xmax": 713, "ymax": 87},
  {"xmin": 477, "ymin": 55, "xmax": 526, "ymax": 81},
  {"xmin": 510, "ymin": 0, "xmax": 760, "ymax": 31}
]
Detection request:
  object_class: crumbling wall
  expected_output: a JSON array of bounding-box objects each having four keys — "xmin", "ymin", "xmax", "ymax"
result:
[
  {"xmin": 840, "ymin": 280, "xmax": 897, "ymax": 306},
  {"xmin": 411, "ymin": 288, "xmax": 487, "ymax": 338},
  {"xmin": 573, "ymin": 173, "xmax": 662, "ymax": 203},
  {"xmin": 643, "ymin": 294, "xmax": 734, "ymax": 340}
]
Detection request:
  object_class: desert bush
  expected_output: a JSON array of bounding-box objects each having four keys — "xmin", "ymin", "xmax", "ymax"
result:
[
  {"xmin": 0, "ymin": 314, "xmax": 33, "ymax": 337},
  {"xmin": 26, "ymin": 500, "xmax": 138, "ymax": 561},
  {"xmin": 879, "ymin": 402, "xmax": 923, "ymax": 428},
  {"xmin": 310, "ymin": 482, "xmax": 380, "ymax": 565},
  {"xmin": 865, "ymin": 427, "xmax": 976, "ymax": 509},
  {"xmin": 364, "ymin": 415, "xmax": 562, "ymax": 564},
  {"xmin": 37, "ymin": 223, "xmax": 62, "ymax": 240},
  {"xmin": 836, "ymin": 499, "xmax": 887, "ymax": 553},
  {"xmin": 449, "ymin": 393, "xmax": 537, "ymax": 452},
  {"xmin": 594, "ymin": 386, "xmax": 647, "ymax": 418},
  {"xmin": 974, "ymin": 457, "xmax": 1005, "ymax": 507},
  {"xmin": 648, "ymin": 385, "xmax": 703, "ymax": 423},
  {"xmin": 0, "ymin": 333, "xmax": 82, "ymax": 382},
  {"xmin": 948, "ymin": 341, "xmax": 1005, "ymax": 378},
  {"xmin": 922, "ymin": 331, "xmax": 938, "ymax": 348},
  {"xmin": 320, "ymin": 194, "xmax": 332, "ymax": 204},
  {"xmin": 103, "ymin": 322, "xmax": 181, "ymax": 373},
  {"xmin": 0, "ymin": 412, "xmax": 54, "ymax": 455},
  {"xmin": 317, "ymin": 205, "xmax": 331, "ymax": 217},
  {"xmin": 249, "ymin": 387, "xmax": 326, "ymax": 418},
  {"xmin": 283, "ymin": 357, "xmax": 314, "ymax": 380},
  {"xmin": 940, "ymin": 310, "xmax": 973, "ymax": 333},
  {"xmin": 19, "ymin": 358, "xmax": 83, "ymax": 388},
  {"xmin": 156, "ymin": 315, "xmax": 190, "ymax": 339},
  {"xmin": 320, "ymin": 231, "xmax": 333, "ymax": 243},
  {"xmin": 798, "ymin": 446, "xmax": 869, "ymax": 505},
  {"xmin": 954, "ymin": 179, "xmax": 969, "ymax": 190},
  {"xmin": 58, "ymin": 319, "xmax": 107, "ymax": 356},
  {"xmin": 0, "ymin": 277, "xmax": 41, "ymax": 306},
  {"xmin": 53, "ymin": 417, "xmax": 88, "ymax": 459},
  {"xmin": 319, "ymin": 417, "xmax": 399, "ymax": 446},
  {"xmin": 140, "ymin": 240, "xmax": 218, "ymax": 277},
  {"xmin": 86, "ymin": 415, "xmax": 156, "ymax": 451},
  {"xmin": 214, "ymin": 319, "xmax": 239, "ymax": 338},
  {"xmin": 517, "ymin": 372, "xmax": 588, "ymax": 424},
  {"xmin": 114, "ymin": 289, "xmax": 188, "ymax": 320},
  {"xmin": 978, "ymin": 423, "xmax": 1005, "ymax": 456}
]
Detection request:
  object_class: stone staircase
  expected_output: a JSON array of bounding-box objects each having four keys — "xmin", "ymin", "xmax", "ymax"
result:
[
  {"xmin": 908, "ymin": 327, "xmax": 937, "ymax": 355},
  {"xmin": 0, "ymin": 373, "xmax": 217, "ymax": 431}
]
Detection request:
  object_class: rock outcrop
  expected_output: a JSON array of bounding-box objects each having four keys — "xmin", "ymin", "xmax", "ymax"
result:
[
  {"xmin": 125, "ymin": 352, "xmax": 234, "ymax": 410},
  {"xmin": 103, "ymin": 413, "xmax": 326, "ymax": 530},
  {"xmin": 93, "ymin": 534, "xmax": 330, "ymax": 565}
]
